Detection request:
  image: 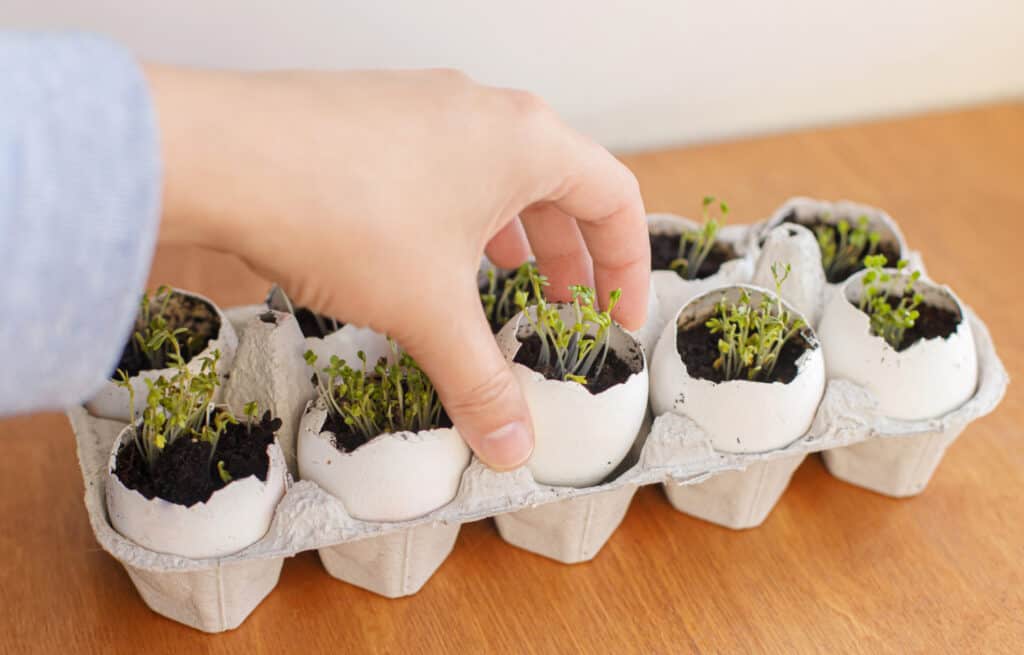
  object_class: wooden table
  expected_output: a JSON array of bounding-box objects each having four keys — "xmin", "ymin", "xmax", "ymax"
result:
[{"xmin": 2, "ymin": 103, "xmax": 1021, "ymax": 654}]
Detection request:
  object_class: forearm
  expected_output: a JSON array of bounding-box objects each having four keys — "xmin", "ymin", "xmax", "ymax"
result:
[{"xmin": 0, "ymin": 33, "xmax": 160, "ymax": 415}]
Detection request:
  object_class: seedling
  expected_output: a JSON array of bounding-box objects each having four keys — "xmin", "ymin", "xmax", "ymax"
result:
[
  {"xmin": 243, "ymin": 401, "xmax": 261, "ymax": 434},
  {"xmin": 858, "ymin": 254, "xmax": 923, "ymax": 349},
  {"xmin": 306, "ymin": 341, "xmax": 446, "ymax": 442},
  {"xmin": 481, "ymin": 262, "xmax": 544, "ymax": 330},
  {"xmin": 705, "ymin": 263, "xmax": 806, "ymax": 382},
  {"xmin": 125, "ymin": 286, "xmax": 203, "ymax": 371},
  {"xmin": 670, "ymin": 196, "xmax": 727, "ymax": 280},
  {"xmin": 217, "ymin": 460, "xmax": 233, "ymax": 483},
  {"xmin": 813, "ymin": 215, "xmax": 882, "ymax": 281},
  {"xmin": 513, "ymin": 266, "xmax": 621, "ymax": 386}
]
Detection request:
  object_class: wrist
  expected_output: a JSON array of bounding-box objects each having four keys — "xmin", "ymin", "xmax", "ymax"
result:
[{"xmin": 145, "ymin": 64, "xmax": 247, "ymax": 251}]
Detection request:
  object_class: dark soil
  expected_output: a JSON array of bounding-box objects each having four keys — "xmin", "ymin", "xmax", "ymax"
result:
[
  {"xmin": 112, "ymin": 293, "xmax": 220, "ymax": 378},
  {"xmin": 294, "ymin": 307, "xmax": 345, "ymax": 339},
  {"xmin": 675, "ymin": 319, "xmax": 814, "ymax": 384},
  {"xmin": 649, "ymin": 233, "xmax": 737, "ymax": 279},
  {"xmin": 780, "ymin": 210, "xmax": 902, "ymax": 283},
  {"xmin": 513, "ymin": 332, "xmax": 640, "ymax": 394},
  {"xmin": 114, "ymin": 411, "xmax": 281, "ymax": 507},
  {"xmin": 322, "ymin": 403, "xmax": 453, "ymax": 453},
  {"xmin": 856, "ymin": 294, "xmax": 961, "ymax": 352}
]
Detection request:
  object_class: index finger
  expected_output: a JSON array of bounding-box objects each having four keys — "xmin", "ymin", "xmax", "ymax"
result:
[{"xmin": 541, "ymin": 135, "xmax": 650, "ymax": 330}]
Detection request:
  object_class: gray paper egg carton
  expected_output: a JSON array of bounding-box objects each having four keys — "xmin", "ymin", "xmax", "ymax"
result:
[{"xmin": 67, "ymin": 214, "xmax": 1008, "ymax": 633}]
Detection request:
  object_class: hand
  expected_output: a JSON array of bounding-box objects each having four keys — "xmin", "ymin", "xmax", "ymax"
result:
[{"xmin": 150, "ymin": 66, "xmax": 649, "ymax": 471}]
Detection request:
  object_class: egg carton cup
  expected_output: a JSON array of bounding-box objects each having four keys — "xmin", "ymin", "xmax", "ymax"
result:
[{"xmin": 67, "ymin": 209, "xmax": 1008, "ymax": 632}]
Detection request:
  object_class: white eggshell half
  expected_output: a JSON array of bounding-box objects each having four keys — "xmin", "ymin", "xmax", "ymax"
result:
[
  {"xmin": 817, "ymin": 270, "xmax": 978, "ymax": 420},
  {"xmin": 758, "ymin": 197, "xmax": 908, "ymax": 264},
  {"xmin": 86, "ymin": 289, "xmax": 238, "ymax": 422},
  {"xmin": 495, "ymin": 305, "xmax": 649, "ymax": 488},
  {"xmin": 648, "ymin": 213, "xmax": 755, "ymax": 336},
  {"xmin": 752, "ymin": 223, "xmax": 827, "ymax": 327},
  {"xmin": 105, "ymin": 424, "xmax": 287, "ymax": 559},
  {"xmin": 298, "ymin": 403, "xmax": 471, "ymax": 522},
  {"xmin": 304, "ymin": 325, "xmax": 393, "ymax": 370},
  {"xmin": 650, "ymin": 285, "xmax": 826, "ymax": 453}
]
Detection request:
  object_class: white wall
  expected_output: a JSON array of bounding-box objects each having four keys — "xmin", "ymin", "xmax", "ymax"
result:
[{"xmin": 5, "ymin": 1, "xmax": 1023, "ymax": 151}]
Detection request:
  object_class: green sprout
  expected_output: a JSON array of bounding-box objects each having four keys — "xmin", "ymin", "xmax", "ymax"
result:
[
  {"xmin": 480, "ymin": 262, "xmax": 545, "ymax": 331},
  {"xmin": 243, "ymin": 400, "xmax": 260, "ymax": 435},
  {"xmin": 217, "ymin": 460, "xmax": 233, "ymax": 483},
  {"xmin": 306, "ymin": 341, "xmax": 446, "ymax": 442},
  {"xmin": 858, "ymin": 254, "xmax": 923, "ymax": 349},
  {"xmin": 705, "ymin": 263, "xmax": 807, "ymax": 381},
  {"xmin": 513, "ymin": 266, "xmax": 621, "ymax": 386},
  {"xmin": 125, "ymin": 286, "xmax": 203, "ymax": 371},
  {"xmin": 670, "ymin": 196, "xmax": 727, "ymax": 280},
  {"xmin": 813, "ymin": 215, "xmax": 882, "ymax": 281}
]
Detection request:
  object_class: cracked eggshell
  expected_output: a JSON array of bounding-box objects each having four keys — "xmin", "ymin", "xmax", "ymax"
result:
[
  {"xmin": 752, "ymin": 223, "xmax": 827, "ymax": 327},
  {"xmin": 304, "ymin": 325, "xmax": 393, "ymax": 369},
  {"xmin": 297, "ymin": 402, "xmax": 470, "ymax": 522},
  {"xmin": 648, "ymin": 213, "xmax": 755, "ymax": 336},
  {"xmin": 495, "ymin": 305, "xmax": 649, "ymax": 488},
  {"xmin": 105, "ymin": 422, "xmax": 287, "ymax": 559},
  {"xmin": 264, "ymin": 284, "xmax": 392, "ymax": 368},
  {"xmin": 650, "ymin": 285, "xmax": 826, "ymax": 453},
  {"xmin": 87, "ymin": 289, "xmax": 238, "ymax": 422},
  {"xmin": 817, "ymin": 270, "xmax": 978, "ymax": 420},
  {"xmin": 758, "ymin": 197, "xmax": 908, "ymax": 267}
]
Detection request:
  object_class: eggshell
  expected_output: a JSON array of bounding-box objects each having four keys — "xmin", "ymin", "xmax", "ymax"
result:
[
  {"xmin": 304, "ymin": 326, "xmax": 393, "ymax": 370},
  {"xmin": 106, "ymin": 422, "xmax": 287, "ymax": 559},
  {"xmin": 264, "ymin": 284, "xmax": 393, "ymax": 368},
  {"xmin": 758, "ymin": 197, "xmax": 907, "ymax": 267},
  {"xmin": 496, "ymin": 305, "xmax": 649, "ymax": 488},
  {"xmin": 648, "ymin": 213, "xmax": 755, "ymax": 338},
  {"xmin": 650, "ymin": 285, "xmax": 826, "ymax": 453},
  {"xmin": 297, "ymin": 403, "xmax": 470, "ymax": 522},
  {"xmin": 817, "ymin": 270, "xmax": 978, "ymax": 420},
  {"xmin": 87, "ymin": 289, "xmax": 238, "ymax": 422},
  {"xmin": 752, "ymin": 223, "xmax": 828, "ymax": 327}
]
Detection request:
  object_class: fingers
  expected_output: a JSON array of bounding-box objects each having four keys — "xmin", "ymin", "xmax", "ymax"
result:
[
  {"xmin": 500, "ymin": 98, "xmax": 648, "ymax": 329},
  {"xmin": 485, "ymin": 216, "xmax": 531, "ymax": 269},
  {"xmin": 519, "ymin": 203, "xmax": 593, "ymax": 302},
  {"xmin": 396, "ymin": 278, "xmax": 533, "ymax": 471},
  {"xmin": 544, "ymin": 138, "xmax": 649, "ymax": 330}
]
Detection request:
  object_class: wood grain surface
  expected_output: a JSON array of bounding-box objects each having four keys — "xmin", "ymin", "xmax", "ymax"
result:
[{"xmin": 1, "ymin": 103, "xmax": 1021, "ymax": 655}]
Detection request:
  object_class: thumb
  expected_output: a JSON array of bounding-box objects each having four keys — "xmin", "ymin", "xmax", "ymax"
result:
[{"xmin": 397, "ymin": 280, "xmax": 534, "ymax": 471}]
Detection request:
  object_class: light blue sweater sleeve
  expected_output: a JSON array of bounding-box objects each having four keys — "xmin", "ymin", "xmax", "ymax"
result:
[{"xmin": 0, "ymin": 33, "xmax": 161, "ymax": 415}]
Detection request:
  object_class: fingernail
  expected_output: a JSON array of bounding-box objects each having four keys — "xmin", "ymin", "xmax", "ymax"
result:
[{"xmin": 478, "ymin": 422, "xmax": 533, "ymax": 471}]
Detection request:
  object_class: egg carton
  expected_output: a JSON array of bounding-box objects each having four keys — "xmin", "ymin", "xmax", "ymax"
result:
[{"xmin": 67, "ymin": 202, "xmax": 1008, "ymax": 633}]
